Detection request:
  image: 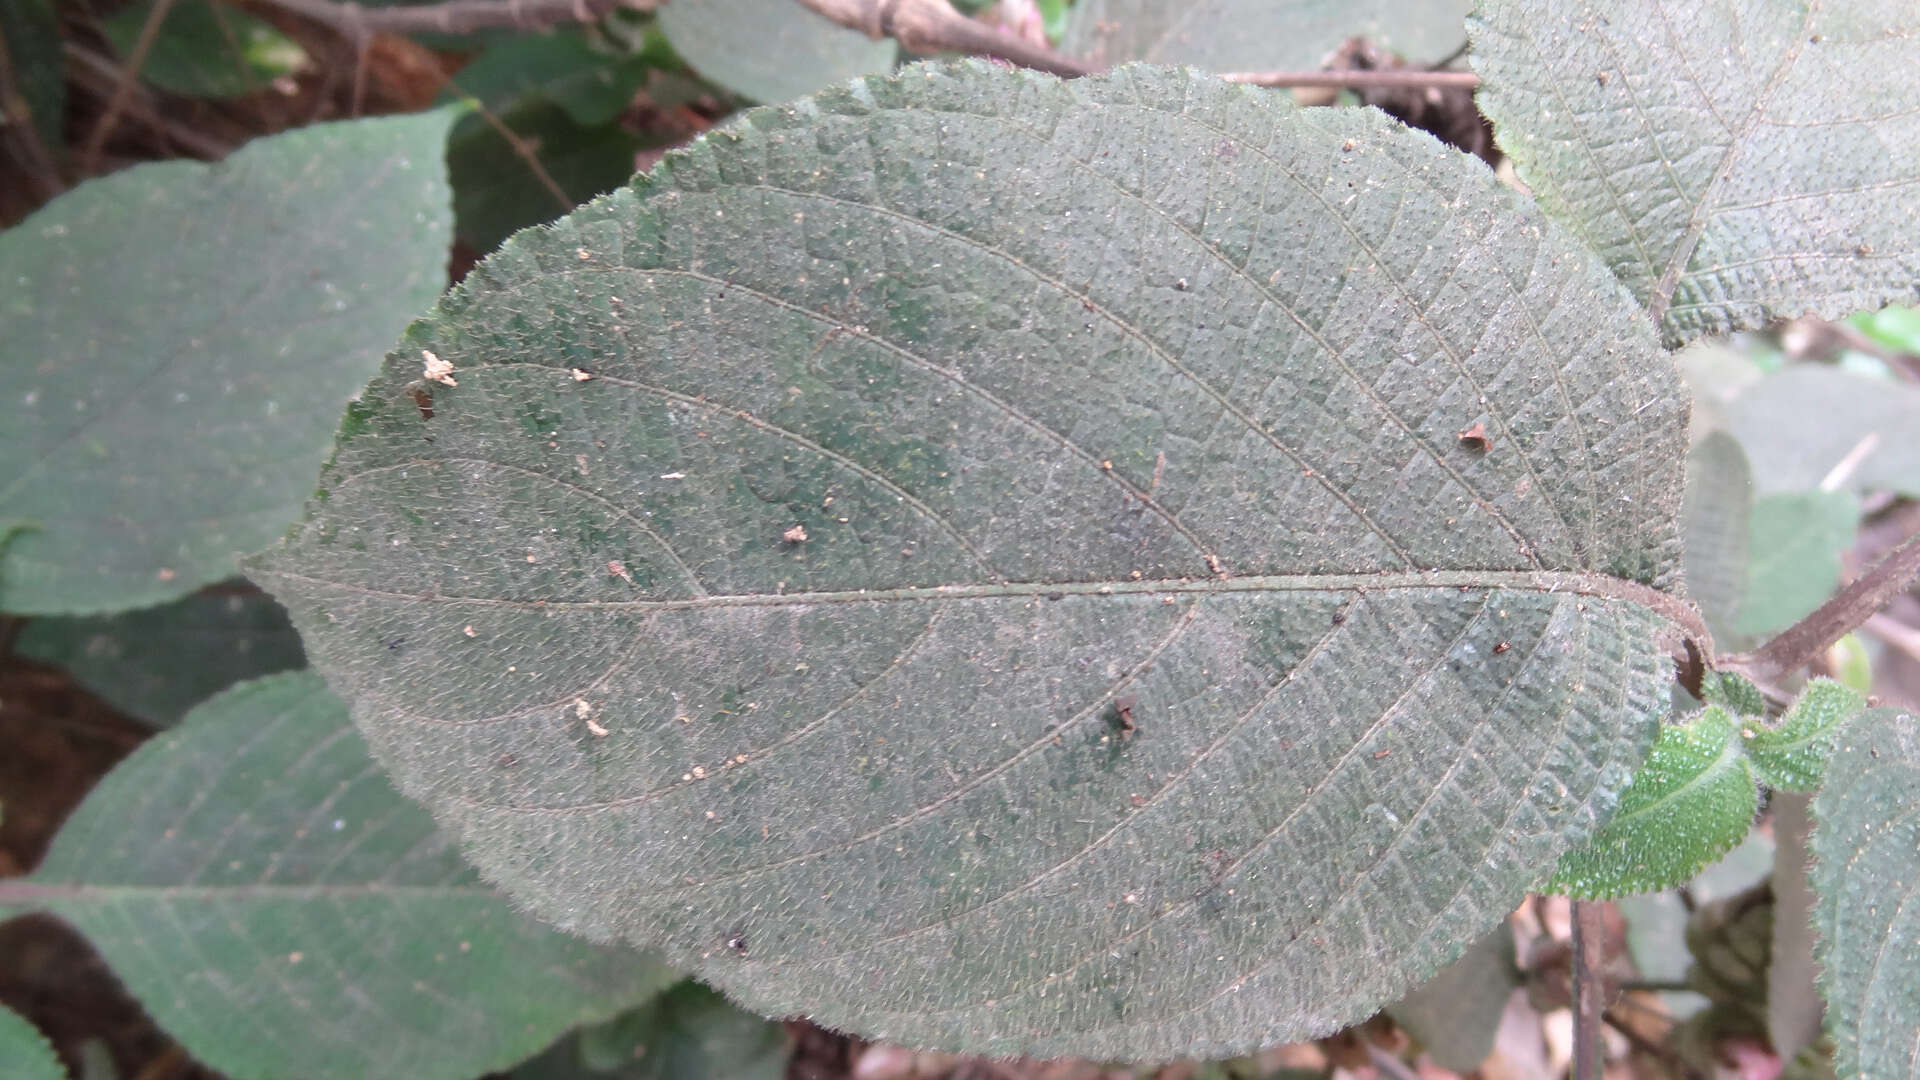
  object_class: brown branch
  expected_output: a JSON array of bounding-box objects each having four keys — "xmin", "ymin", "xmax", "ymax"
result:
[
  {"xmin": 794, "ymin": 0, "xmax": 1092, "ymax": 77},
  {"xmin": 1570, "ymin": 900, "xmax": 1608, "ymax": 1080},
  {"xmin": 1737, "ymin": 527, "xmax": 1920, "ymax": 683},
  {"xmin": 1219, "ymin": 69, "xmax": 1482, "ymax": 90},
  {"xmin": 254, "ymin": 0, "xmax": 646, "ymax": 41}
]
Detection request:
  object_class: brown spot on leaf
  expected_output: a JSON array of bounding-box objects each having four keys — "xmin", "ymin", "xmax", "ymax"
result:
[{"xmin": 1457, "ymin": 422, "xmax": 1491, "ymax": 452}]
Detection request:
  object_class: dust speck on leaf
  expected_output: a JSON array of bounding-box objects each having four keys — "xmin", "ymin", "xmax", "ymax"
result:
[
  {"xmin": 783, "ymin": 524, "xmax": 809, "ymax": 543},
  {"xmin": 571, "ymin": 368, "xmax": 594, "ymax": 382},
  {"xmin": 608, "ymin": 560, "xmax": 634, "ymax": 583},
  {"xmin": 421, "ymin": 349, "xmax": 457, "ymax": 386},
  {"xmin": 463, "ymin": 624, "xmax": 476, "ymax": 637}
]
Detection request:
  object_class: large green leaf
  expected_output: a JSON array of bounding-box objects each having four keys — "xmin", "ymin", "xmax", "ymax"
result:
[
  {"xmin": 1736, "ymin": 490, "xmax": 1858, "ymax": 638},
  {"xmin": 13, "ymin": 582, "xmax": 306, "ymax": 727},
  {"xmin": 0, "ymin": 672, "xmax": 675, "ymax": 1080},
  {"xmin": 1725, "ymin": 366, "xmax": 1920, "ymax": 498},
  {"xmin": 248, "ymin": 62, "xmax": 1694, "ymax": 1059},
  {"xmin": 1469, "ymin": 0, "xmax": 1920, "ymax": 347},
  {"xmin": 1062, "ymin": 0, "xmax": 1471, "ymax": 70},
  {"xmin": 0, "ymin": 109, "xmax": 456, "ymax": 615},
  {"xmin": 1812, "ymin": 707, "xmax": 1920, "ymax": 1080},
  {"xmin": 0, "ymin": 1004, "xmax": 64, "ymax": 1080},
  {"xmin": 657, "ymin": 0, "xmax": 895, "ymax": 103}
]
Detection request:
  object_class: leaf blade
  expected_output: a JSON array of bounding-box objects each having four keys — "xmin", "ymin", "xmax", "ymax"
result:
[
  {"xmin": 250, "ymin": 62, "xmax": 1691, "ymax": 1059},
  {"xmin": 1469, "ymin": 0, "xmax": 1920, "ymax": 346}
]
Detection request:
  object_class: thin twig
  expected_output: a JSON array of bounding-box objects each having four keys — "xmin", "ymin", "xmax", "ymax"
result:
[
  {"xmin": 1738, "ymin": 528, "xmax": 1920, "ymax": 682},
  {"xmin": 1365, "ymin": 1043, "xmax": 1420, "ymax": 1080},
  {"xmin": 254, "ymin": 0, "xmax": 646, "ymax": 39},
  {"xmin": 1866, "ymin": 612, "xmax": 1920, "ymax": 667},
  {"xmin": 1570, "ymin": 900, "xmax": 1607, "ymax": 1080},
  {"xmin": 1219, "ymin": 69, "xmax": 1482, "ymax": 90},
  {"xmin": 81, "ymin": 0, "xmax": 181, "ymax": 172},
  {"xmin": 794, "ymin": 0, "xmax": 1092, "ymax": 77}
]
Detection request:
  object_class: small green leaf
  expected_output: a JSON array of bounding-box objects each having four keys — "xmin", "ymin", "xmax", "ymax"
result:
[
  {"xmin": 0, "ymin": 1004, "xmax": 65, "ymax": 1080},
  {"xmin": 437, "ymin": 29, "xmax": 658, "ymax": 127},
  {"xmin": 13, "ymin": 582, "xmax": 305, "ymax": 727},
  {"xmin": 1701, "ymin": 670, "xmax": 1767, "ymax": 718},
  {"xmin": 1548, "ymin": 708, "xmax": 1758, "ymax": 899},
  {"xmin": 1828, "ymin": 632, "xmax": 1873, "ymax": 695},
  {"xmin": 1727, "ymin": 366, "xmax": 1920, "ymax": 499},
  {"xmin": 1063, "ymin": 0, "xmax": 1471, "ymax": 70},
  {"xmin": 1737, "ymin": 490, "xmax": 1858, "ymax": 638},
  {"xmin": 1746, "ymin": 679, "xmax": 1864, "ymax": 793},
  {"xmin": 1470, "ymin": 0, "xmax": 1920, "ymax": 346},
  {"xmin": 0, "ymin": 109, "xmax": 456, "ymax": 615},
  {"xmin": 1811, "ymin": 707, "xmax": 1920, "ymax": 1080},
  {"xmin": 1849, "ymin": 305, "xmax": 1920, "ymax": 357},
  {"xmin": 0, "ymin": 672, "xmax": 676, "ymax": 1080},
  {"xmin": 658, "ymin": 0, "xmax": 895, "ymax": 103},
  {"xmin": 1682, "ymin": 431, "xmax": 1752, "ymax": 643},
  {"xmin": 102, "ymin": 0, "xmax": 306, "ymax": 99},
  {"xmin": 1386, "ymin": 924, "xmax": 1517, "ymax": 1072}
]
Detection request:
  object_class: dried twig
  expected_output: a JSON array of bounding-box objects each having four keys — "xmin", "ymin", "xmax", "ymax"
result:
[
  {"xmin": 793, "ymin": 0, "xmax": 1092, "ymax": 76},
  {"xmin": 1737, "ymin": 528, "xmax": 1920, "ymax": 683},
  {"xmin": 1219, "ymin": 69, "xmax": 1482, "ymax": 90},
  {"xmin": 254, "ymin": 0, "xmax": 647, "ymax": 41}
]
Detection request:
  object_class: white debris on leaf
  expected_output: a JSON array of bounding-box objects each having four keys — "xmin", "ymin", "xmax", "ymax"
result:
[
  {"xmin": 571, "ymin": 368, "xmax": 594, "ymax": 382},
  {"xmin": 783, "ymin": 524, "xmax": 809, "ymax": 543},
  {"xmin": 576, "ymin": 698, "xmax": 609, "ymax": 737},
  {"xmin": 421, "ymin": 349, "xmax": 458, "ymax": 386}
]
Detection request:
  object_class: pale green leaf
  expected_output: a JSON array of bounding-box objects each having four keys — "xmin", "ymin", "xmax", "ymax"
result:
[
  {"xmin": 0, "ymin": 1004, "xmax": 65, "ymax": 1080},
  {"xmin": 1812, "ymin": 707, "xmax": 1920, "ymax": 1080},
  {"xmin": 0, "ymin": 109, "xmax": 456, "ymax": 615},
  {"xmin": 1745, "ymin": 678, "xmax": 1863, "ymax": 792},
  {"xmin": 1386, "ymin": 924, "xmax": 1517, "ymax": 1072},
  {"xmin": 1725, "ymin": 366, "xmax": 1920, "ymax": 498},
  {"xmin": 1736, "ymin": 490, "xmax": 1858, "ymax": 638},
  {"xmin": 1769, "ymin": 793, "xmax": 1823, "ymax": 1065},
  {"xmin": 13, "ymin": 582, "xmax": 305, "ymax": 727},
  {"xmin": 248, "ymin": 63, "xmax": 1693, "ymax": 1059},
  {"xmin": 658, "ymin": 0, "xmax": 895, "ymax": 103},
  {"xmin": 1062, "ymin": 0, "xmax": 1470, "ymax": 71},
  {"xmin": 1682, "ymin": 431, "xmax": 1752, "ymax": 643},
  {"xmin": 1469, "ymin": 0, "xmax": 1920, "ymax": 347},
  {"xmin": 102, "ymin": 0, "xmax": 306, "ymax": 99},
  {"xmin": 1548, "ymin": 707, "xmax": 1758, "ymax": 899},
  {"xmin": 0, "ymin": 672, "xmax": 675, "ymax": 1080}
]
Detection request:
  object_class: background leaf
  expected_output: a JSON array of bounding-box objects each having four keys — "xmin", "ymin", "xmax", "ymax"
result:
[
  {"xmin": 1547, "ymin": 707, "xmax": 1758, "ymax": 899},
  {"xmin": 1725, "ymin": 366, "xmax": 1920, "ymax": 498},
  {"xmin": 448, "ymin": 100, "xmax": 647, "ymax": 256},
  {"xmin": 101, "ymin": 0, "xmax": 306, "ymax": 99},
  {"xmin": 657, "ymin": 0, "xmax": 896, "ymax": 103},
  {"xmin": 12, "ymin": 582, "xmax": 306, "ymax": 727},
  {"xmin": 1736, "ymin": 490, "xmax": 1858, "ymax": 638},
  {"xmin": 1469, "ymin": 0, "xmax": 1920, "ymax": 346},
  {"xmin": 0, "ymin": 1003, "xmax": 65, "ymax": 1080},
  {"xmin": 1062, "ymin": 0, "xmax": 1471, "ymax": 70},
  {"xmin": 1812, "ymin": 706, "xmax": 1920, "ymax": 1080},
  {"xmin": 0, "ymin": 672, "xmax": 675, "ymax": 1080},
  {"xmin": 0, "ymin": 0, "xmax": 65, "ymax": 151},
  {"xmin": 250, "ymin": 62, "xmax": 1690, "ymax": 1059},
  {"xmin": 1385, "ymin": 923, "xmax": 1517, "ymax": 1072},
  {"xmin": 0, "ymin": 108, "xmax": 456, "ymax": 615},
  {"xmin": 1682, "ymin": 431, "xmax": 1752, "ymax": 644},
  {"xmin": 437, "ymin": 28, "xmax": 658, "ymax": 127}
]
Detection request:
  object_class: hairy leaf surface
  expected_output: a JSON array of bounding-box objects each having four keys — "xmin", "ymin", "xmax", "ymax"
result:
[
  {"xmin": 1470, "ymin": 0, "xmax": 1920, "ymax": 346},
  {"xmin": 1062, "ymin": 0, "xmax": 1470, "ymax": 71},
  {"xmin": 0, "ymin": 110, "xmax": 455, "ymax": 614},
  {"xmin": 0, "ymin": 673, "xmax": 674, "ymax": 1080},
  {"xmin": 1812, "ymin": 707, "xmax": 1920, "ymax": 1080},
  {"xmin": 250, "ymin": 63, "xmax": 1693, "ymax": 1058}
]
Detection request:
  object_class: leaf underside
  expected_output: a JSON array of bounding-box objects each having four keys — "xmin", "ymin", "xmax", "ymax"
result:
[
  {"xmin": 12, "ymin": 673, "xmax": 673, "ymax": 1080},
  {"xmin": 250, "ymin": 63, "xmax": 1690, "ymax": 1059},
  {"xmin": 1812, "ymin": 708, "xmax": 1920, "ymax": 1080},
  {"xmin": 1470, "ymin": 0, "xmax": 1920, "ymax": 347}
]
